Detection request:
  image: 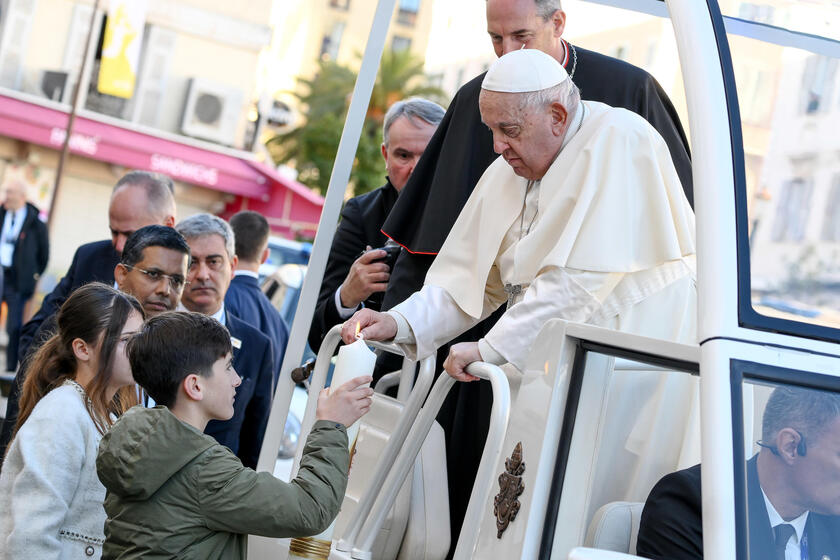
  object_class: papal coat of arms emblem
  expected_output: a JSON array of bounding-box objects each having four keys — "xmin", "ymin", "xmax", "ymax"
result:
[{"xmin": 494, "ymin": 441, "xmax": 526, "ymax": 538}]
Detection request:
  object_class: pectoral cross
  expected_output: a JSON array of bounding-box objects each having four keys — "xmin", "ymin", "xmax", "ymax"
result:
[{"xmin": 504, "ymin": 283, "xmax": 522, "ymax": 310}]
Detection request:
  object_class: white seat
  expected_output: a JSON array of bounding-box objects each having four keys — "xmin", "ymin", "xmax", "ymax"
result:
[
  {"xmin": 584, "ymin": 501, "xmax": 645, "ymax": 555},
  {"xmin": 397, "ymin": 421, "xmax": 449, "ymax": 560}
]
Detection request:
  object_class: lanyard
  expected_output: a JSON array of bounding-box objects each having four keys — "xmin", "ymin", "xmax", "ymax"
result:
[{"xmin": 800, "ymin": 531, "xmax": 808, "ymax": 560}]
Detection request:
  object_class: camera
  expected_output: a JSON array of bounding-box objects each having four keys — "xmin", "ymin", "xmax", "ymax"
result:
[
  {"xmin": 363, "ymin": 244, "xmax": 401, "ymax": 308},
  {"xmin": 371, "ymin": 244, "xmax": 401, "ymax": 269}
]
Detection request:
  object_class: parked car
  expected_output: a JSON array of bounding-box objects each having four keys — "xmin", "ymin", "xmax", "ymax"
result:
[
  {"xmin": 259, "ymin": 236, "xmax": 312, "ymax": 281},
  {"xmin": 259, "ymin": 238, "xmax": 315, "ymax": 476}
]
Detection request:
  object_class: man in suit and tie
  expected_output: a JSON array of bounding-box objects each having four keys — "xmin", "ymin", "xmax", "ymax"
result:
[
  {"xmin": 307, "ymin": 98, "xmax": 445, "ymax": 353},
  {"xmin": 0, "ymin": 171, "xmax": 176, "ymax": 461},
  {"xmin": 177, "ymin": 213, "xmax": 274, "ymax": 470},
  {"xmin": 224, "ymin": 211, "xmax": 288, "ymax": 385},
  {"xmin": 0, "ymin": 179, "xmax": 49, "ymax": 372},
  {"xmin": 637, "ymin": 385, "xmax": 840, "ymax": 560}
]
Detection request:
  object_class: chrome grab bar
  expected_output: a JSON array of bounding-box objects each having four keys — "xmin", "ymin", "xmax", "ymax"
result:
[
  {"xmin": 293, "ymin": 325, "xmax": 435, "ymax": 554},
  {"xmin": 350, "ymin": 362, "xmax": 511, "ymax": 560}
]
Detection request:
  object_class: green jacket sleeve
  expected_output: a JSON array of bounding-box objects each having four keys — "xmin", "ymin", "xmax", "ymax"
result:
[{"xmin": 197, "ymin": 420, "xmax": 350, "ymax": 538}]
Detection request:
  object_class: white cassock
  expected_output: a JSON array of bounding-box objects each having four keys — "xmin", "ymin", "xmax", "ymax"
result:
[
  {"xmin": 388, "ymin": 100, "xmax": 696, "ymax": 365},
  {"xmin": 387, "ymin": 100, "xmax": 701, "ymax": 506}
]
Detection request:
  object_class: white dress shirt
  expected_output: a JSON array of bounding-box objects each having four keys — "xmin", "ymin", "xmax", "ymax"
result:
[
  {"xmin": 762, "ymin": 488, "xmax": 809, "ymax": 560},
  {"xmin": 1, "ymin": 206, "xmax": 26, "ymax": 267},
  {"xmin": 234, "ymin": 269, "xmax": 259, "ymax": 279},
  {"xmin": 210, "ymin": 304, "xmax": 227, "ymax": 325},
  {"xmin": 334, "ymin": 286, "xmax": 363, "ymax": 319}
]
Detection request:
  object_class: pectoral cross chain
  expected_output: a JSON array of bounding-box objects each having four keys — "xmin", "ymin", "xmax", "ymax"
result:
[{"xmin": 504, "ymin": 283, "xmax": 522, "ymax": 310}]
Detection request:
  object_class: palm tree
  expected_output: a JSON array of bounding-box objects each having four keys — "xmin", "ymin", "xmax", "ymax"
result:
[{"xmin": 268, "ymin": 49, "xmax": 447, "ymax": 196}]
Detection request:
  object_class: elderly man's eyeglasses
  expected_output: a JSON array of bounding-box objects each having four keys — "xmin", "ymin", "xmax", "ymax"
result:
[
  {"xmin": 123, "ymin": 265, "xmax": 188, "ymax": 290},
  {"xmin": 189, "ymin": 256, "xmax": 226, "ymax": 272}
]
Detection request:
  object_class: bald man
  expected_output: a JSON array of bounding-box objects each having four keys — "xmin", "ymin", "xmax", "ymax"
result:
[{"xmin": 0, "ymin": 180, "xmax": 48, "ymax": 372}]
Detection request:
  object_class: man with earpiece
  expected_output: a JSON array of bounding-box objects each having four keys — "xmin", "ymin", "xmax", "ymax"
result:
[{"xmin": 637, "ymin": 386, "xmax": 840, "ymax": 560}]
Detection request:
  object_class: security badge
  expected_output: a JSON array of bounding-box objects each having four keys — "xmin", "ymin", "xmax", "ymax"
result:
[{"xmin": 231, "ymin": 336, "xmax": 242, "ymax": 350}]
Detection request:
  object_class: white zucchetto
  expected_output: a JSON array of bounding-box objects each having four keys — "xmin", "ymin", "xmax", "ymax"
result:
[{"xmin": 481, "ymin": 49, "xmax": 570, "ymax": 93}]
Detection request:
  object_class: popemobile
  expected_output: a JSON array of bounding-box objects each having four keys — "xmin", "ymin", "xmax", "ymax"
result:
[{"xmin": 249, "ymin": 0, "xmax": 840, "ymax": 559}]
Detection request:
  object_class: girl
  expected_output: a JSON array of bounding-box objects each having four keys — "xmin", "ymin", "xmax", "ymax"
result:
[{"xmin": 0, "ymin": 283, "xmax": 144, "ymax": 559}]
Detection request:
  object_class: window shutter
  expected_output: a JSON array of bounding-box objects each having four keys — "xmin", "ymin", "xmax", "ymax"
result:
[
  {"xmin": 129, "ymin": 24, "xmax": 176, "ymax": 127},
  {"xmin": 0, "ymin": 0, "xmax": 38, "ymax": 89}
]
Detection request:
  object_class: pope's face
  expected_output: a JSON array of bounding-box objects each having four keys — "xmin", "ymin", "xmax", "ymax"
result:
[
  {"xmin": 486, "ymin": 0, "xmax": 565, "ymax": 58},
  {"xmin": 479, "ymin": 90, "xmax": 568, "ymax": 181},
  {"xmin": 381, "ymin": 115, "xmax": 438, "ymax": 192}
]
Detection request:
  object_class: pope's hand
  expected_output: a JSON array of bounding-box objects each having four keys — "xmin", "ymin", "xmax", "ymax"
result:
[
  {"xmin": 341, "ymin": 309, "xmax": 397, "ymax": 344},
  {"xmin": 444, "ymin": 342, "xmax": 481, "ymax": 382},
  {"xmin": 339, "ymin": 246, "xmax": 390, "ymax": 308}
]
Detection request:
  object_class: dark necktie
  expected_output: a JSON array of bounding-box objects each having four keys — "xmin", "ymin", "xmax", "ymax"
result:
[{"xmin": 774, "ymin": 523, "xmax": 795, "ymax": 560}]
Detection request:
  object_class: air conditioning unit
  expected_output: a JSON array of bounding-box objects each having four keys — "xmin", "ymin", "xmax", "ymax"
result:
[{"xmin": 180, "ymin": 77, "xmax": 244, "ymax": 145}]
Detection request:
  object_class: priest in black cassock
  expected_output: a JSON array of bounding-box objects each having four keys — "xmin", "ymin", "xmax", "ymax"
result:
[{"xmin": 378, "ymin": 0, "xmax": 694, "ymax": 551}]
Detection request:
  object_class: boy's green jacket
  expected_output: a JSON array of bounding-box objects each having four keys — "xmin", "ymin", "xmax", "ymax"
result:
[{"xmin": 96, "ymin": 405, "xmax": 349, "ymax": 559}]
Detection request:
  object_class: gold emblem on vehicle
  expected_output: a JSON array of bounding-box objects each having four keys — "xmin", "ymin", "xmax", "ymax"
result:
[{"xmin": 494, "ymin": 441, "xmax": 526, "ymax": 538}]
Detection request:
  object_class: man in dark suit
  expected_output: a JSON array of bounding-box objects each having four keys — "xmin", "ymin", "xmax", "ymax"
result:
[
  {"xmin": 225, "ymin": 210, "xmax": 288, "ymax": 385},
  {"xmin": 177, "ymin": 213, "xmax": 274, "ymax": 470},
  {"xmin": 0, "ymin": 180, "xmax": 49, "ymax": 372},
  {"xmin": 307, "ymin": 98, "xmax": 445, "ymax": 353},
  {"xmin": 637, "ymin": 386, "xmax": 840, "ymax": 560}
]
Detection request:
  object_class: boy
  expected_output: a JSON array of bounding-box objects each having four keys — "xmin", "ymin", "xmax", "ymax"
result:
[{"xmin": 97, "ymin": 311, "xmax": 373, "ymax": 559}]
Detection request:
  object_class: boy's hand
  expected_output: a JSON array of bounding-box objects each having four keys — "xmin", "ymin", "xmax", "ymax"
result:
[{"xmin": 316, "ymin": 375, "xmax": 374, "ymax": 428}]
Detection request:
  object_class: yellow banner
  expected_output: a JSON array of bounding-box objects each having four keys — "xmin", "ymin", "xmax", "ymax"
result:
[{"xmin": 97, "ymin": 0, "xmax": 147, "ymax": 99}]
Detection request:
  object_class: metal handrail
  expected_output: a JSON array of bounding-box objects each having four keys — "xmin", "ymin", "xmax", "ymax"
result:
[
  {"xmin": 335, "ymin": 340, "xmax": 435, "ymax": 552},
  {"xmin": 350, "ymin": 362, "xmax": 511, "ymax": 560},
  {"xmin": 372, "ymin": 370, "xmax": 400, "ymax": 394},
  {"xmin": 291, "ymin": 324, "xmax": 436, "ymax": 554}
]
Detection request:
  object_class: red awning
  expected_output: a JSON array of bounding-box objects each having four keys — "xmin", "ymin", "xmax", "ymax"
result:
[{"xmin": 0, "ymin": 93, "xmax": 323, "ymax": 237}]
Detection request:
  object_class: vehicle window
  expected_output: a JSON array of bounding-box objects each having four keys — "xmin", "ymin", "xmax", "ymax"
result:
[
  {"xmin": 735, "ymin": 372, "xmax": 840, "ymax": 560},
  {"xmin": 267, "ymin": 244, "xmax": 310, "ymax": 268},
  {"xmin": 719, "ymin": 0, "xmax": 840, "ymax": 43},
  {"xmin": 719, "ymin": 1, "xmax": 840, "ymax": 337},
  {"xmin": 545, "ymin": 349, "xmax": 699, "ymax": 559}
]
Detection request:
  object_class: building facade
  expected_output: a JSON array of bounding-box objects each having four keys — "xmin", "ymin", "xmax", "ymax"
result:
[{"xmin": 0, "ymin": 0, "xmax": 323, "ymax": 288}]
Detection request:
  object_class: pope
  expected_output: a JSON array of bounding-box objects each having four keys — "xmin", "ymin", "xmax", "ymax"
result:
[{"xmin": 341, "ymin": 48, "xmax": 697, "ymax": 377}]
